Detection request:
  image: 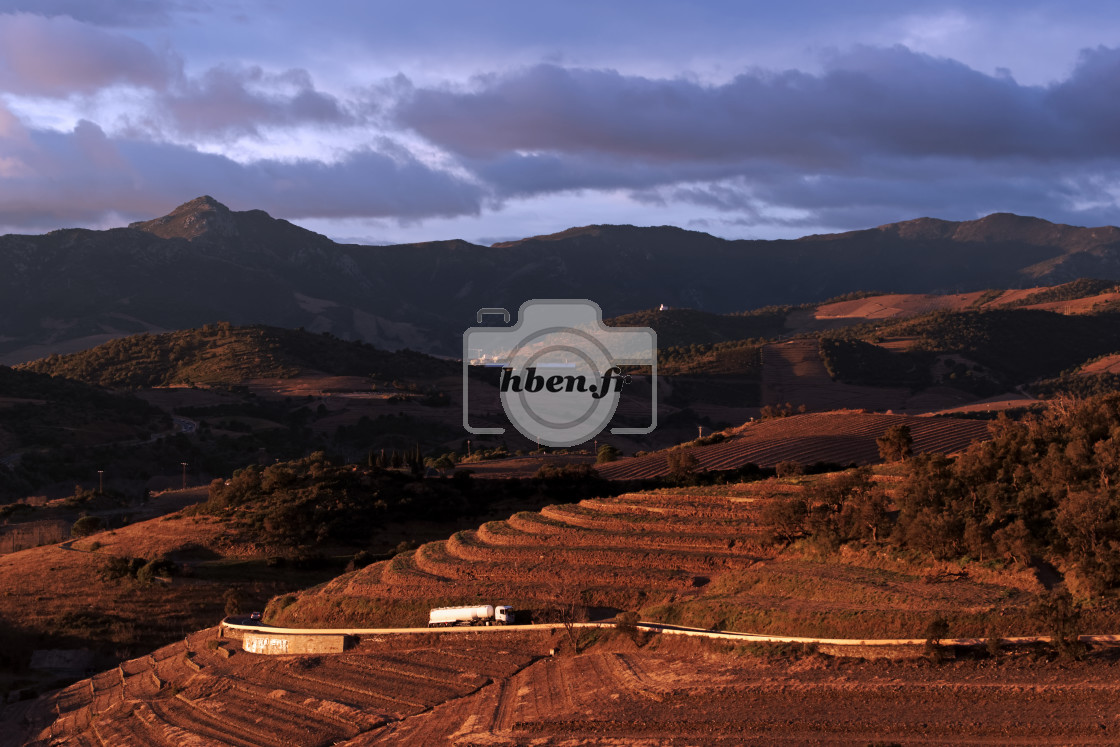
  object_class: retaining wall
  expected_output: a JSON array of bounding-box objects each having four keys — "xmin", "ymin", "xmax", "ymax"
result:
[{"xmin": 241, "ymin": 631, "xmax": 350, "ymax": 655}]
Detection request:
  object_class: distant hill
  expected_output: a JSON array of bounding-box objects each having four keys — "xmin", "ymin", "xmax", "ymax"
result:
[
  {"xmin": 605, "ymin": 307, "xmax": 788, "ymax": 348},
  {"xmin": 17, "ymin": 324, "xmax": 459, "ymax": 389},
  {"xmin": 4, "ymin": 196, "xmax": 1120, "ymax": 362}
]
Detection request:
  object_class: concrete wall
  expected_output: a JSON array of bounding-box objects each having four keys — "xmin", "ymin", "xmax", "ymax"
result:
[{"xmin": 242, "ymin": 632, "xmax": 349, "ymax": 655}]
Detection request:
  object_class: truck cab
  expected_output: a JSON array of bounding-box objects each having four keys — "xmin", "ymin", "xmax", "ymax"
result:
[{"xmin": 495, "ymin": 605, "xmax": 514, "ymax": 625}]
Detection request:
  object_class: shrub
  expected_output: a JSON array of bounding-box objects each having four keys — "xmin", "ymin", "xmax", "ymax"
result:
[
  {"xmin": 923, "ymin": 615, "xmax": 949, "ymax": 665},
  {"xmin": 762, "ymin": 496, "xmax": 808, "ymax": 544},
  {"xmin": 596, "ymin": 444, "xmax": 621, "ymax": 464},
  {"xmin": 666, "ymin": 448, "xmax": 699, "ymax": 480},
  {"xmin": 615, "ymin": 611, "xmax": 641, "ymax": 643},
  {"xmin": 775, "ymin": 460, "xmax": 804, "ymax": 478},
  {"xmin": 877, "ymin": 424, "xmax": 913, "ymax": 462},
  {"xmin": 70, "ymin": 515, "xmax": 104, "ymax": 538},
  {"xmin": 1031, "ymin": 590, "xmax": 1085, "ymax": 659},
  {"xmin": 985, "ymin": 629, "xmax": 1003, "ymax": 658},
  {"xmin": 99, "ymin": 556, "xmax": 145, "ymax": 582},
  {"xmin": 223, "ymin": 588, "xmax": 242, "ymax": 617},
  {"xmin": 345, "ymin": 550, "xmax": 375, "ymax": 572}
]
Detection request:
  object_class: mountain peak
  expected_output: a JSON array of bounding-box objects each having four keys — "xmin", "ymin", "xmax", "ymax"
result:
[{"xmin": 129, "ymin": 196, "xmax": 239, "ymax": 240}]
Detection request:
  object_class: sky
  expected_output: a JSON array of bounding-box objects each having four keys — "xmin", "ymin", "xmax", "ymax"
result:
[{"xmin": 0, "ymin": 1, "xmax": 1119, "ymax": 244}]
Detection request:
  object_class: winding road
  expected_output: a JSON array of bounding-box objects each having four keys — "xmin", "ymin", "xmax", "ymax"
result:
[{"xmin": 220, "ymin": 617, "xmax": 1120, "ymax": 649}]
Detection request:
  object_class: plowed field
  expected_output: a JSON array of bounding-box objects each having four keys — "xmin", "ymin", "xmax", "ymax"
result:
[
  {"xmin": 5, "ymin": 627, "xmax": 546, "ymax": 747},
  {"xmin": 353, "ymin": 646, "xmax": 1120, "ymax": 745}
]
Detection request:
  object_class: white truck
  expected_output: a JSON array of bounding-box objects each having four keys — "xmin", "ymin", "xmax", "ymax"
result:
[{"xmin": 427, "ymin": 604, "xmax": 514, "ymax": 627}]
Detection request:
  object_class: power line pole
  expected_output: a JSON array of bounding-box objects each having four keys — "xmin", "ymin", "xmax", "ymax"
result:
[{"xmin": 180, "ymin": 462, "xmax": 188, "ymax": 491}]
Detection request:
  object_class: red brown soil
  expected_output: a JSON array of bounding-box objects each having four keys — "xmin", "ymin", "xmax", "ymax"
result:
[
  {"xmin": 596, "ymin": 410, "xmax": 991, "ymax": 479},
  {"xmin": 925, "ymin": 394, "xmax": 1041, "ymax": 416},
  {"xmin": 363, "ymin": 643, "xmax": 1120, "ymax": 745},
  {"xmin": 1027, "ymin": 291, "xmax": 1120, "ymax": 314},
  {"xmin": 810, "ymin": 287, "xmax": 1117, "ymax": 324},
  {"xmin": 815, "ymin": 291, "xmax": 1004, "ymax": 320},
  {"xmin": 2, "ymin": 627, "xmax": 551, "ymax": 747},
  {"xmin": 1081, "ymin": 353, "xmax": 1120, "ymax": 376},
  {"xmin": 453, "ymin": 454, "xmax": 595, "ymax": 479},
  {"xmin": 12, "ymin": 629, "xmax": 1120, "ymax": 746}
]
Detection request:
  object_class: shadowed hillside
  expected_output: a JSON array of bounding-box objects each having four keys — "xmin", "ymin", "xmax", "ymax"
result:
[
  {"xmin": 5, "ymin": 197, "xmax": 1120, "ymax": 362},
  {"xmin": 17, "ymin": 324, "xmax": 458, "ymax": 389}
]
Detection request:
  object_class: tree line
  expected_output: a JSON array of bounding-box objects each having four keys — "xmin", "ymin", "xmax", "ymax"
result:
[{"xmin": 766, "ymin": 393, "xmax": 1120, "ymax": 597}]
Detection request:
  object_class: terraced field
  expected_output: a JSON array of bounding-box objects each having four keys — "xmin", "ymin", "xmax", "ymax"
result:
[
  {"xmin": 7, "ymin": 627, "xmax": 547, "ymax": 746},
  {"xmin": 597, "ymin": 410, "xmax": 992, "ymax": 479},
  {"xmin": 11, "ymin": 470, "xmax": 1104, "ymax": 745},
  {"xmin": 268, "ymin": 471, "xmax": 1055, "ymax": 644},
  {"xmin": 359, "ymin": 645, "xmax": 1120, "ymax": 745},
  {"xmin": 273, "ymin": 485, "xmax": 786, "ymax": 627},
  {"xmin": 17, "ymin": 625, "xmax": 1120, "ymax": 746}
]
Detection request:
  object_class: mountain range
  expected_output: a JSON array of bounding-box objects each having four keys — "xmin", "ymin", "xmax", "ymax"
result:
[{"xmin": 3, "ymin": 195, "xmax": 1120, "ymax": 363}]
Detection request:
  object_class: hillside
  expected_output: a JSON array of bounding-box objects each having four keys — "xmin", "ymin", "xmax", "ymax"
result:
[
  {"xmin": 13, "ymin": 625, "xmax": 1120, "ymax": 745},
  {"xmin": 596, "ymin": 410, "xmax": 991, "ymax": 479},
  {"xmin": 5, "ymin": 198, "xmax": 1120, "ymax": 362},
  {"xmin": 17, "ymin": 324, "xmax": 458, "ymax": 389},
  {"xmin": 0, "ymin": 366, "xmax": 170, "ymax": 498},
  {"xmin": 12, "ymin": 398, "xmax": 1120, "ymax": 744}
]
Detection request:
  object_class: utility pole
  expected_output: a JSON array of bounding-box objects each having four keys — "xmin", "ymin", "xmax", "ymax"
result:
[
  {"xmin": 180, "ymin": 462, "xmax": 188, "ymax": 491},
  {"xmin": 97, "ymin": 470, "xmax": 104, "ymax": 495}
]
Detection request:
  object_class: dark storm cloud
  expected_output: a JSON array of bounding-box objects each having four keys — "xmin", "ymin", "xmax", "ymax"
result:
[
  {"xmin": 396, "ymin": 50, "xmax": 1068, "ymax": 164},
  {"xmin": 0, "ymin": 113, "xmax": 484, "ymax": 228}
]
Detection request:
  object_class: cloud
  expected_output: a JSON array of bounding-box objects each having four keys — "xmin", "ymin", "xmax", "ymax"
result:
[
  {"xmin": 0, "ymin": 14, "xmax": 350, "ymax": 139},
  {"xmin": 392, "ymin": 46, "xmax": 1120, "ymax": 225},
  {"xmin": 0, "ymin": 1, "xmax": 195, "ymax": 27},
  {"xmin": 149, "ymin": 65, "xmax": 354, "ymax": 137},
  {"xmin": 0, "ymin": 12, "xmax": 175, "ymax": 95},
  {"xmin": 0, "ymin": 106, "xmax": 484, "ymax": 229},
  {"xmin": 396, "ymin": 51, "xmax": 1073, "ymax": 164}
]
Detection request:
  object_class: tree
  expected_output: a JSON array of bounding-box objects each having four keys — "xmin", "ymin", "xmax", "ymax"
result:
[
  {"xmin": 546, "ymin": 581, "xmax": 589, "ymax": 652},
  {"xmin": 615, "ymin": 611, "xmax": 641, "ymax": 644},
  {"xmin": 71, "ymin": 515, "xmax": 104, "ymax": 538},
  {"xmin": 877, "ymin": 424, "xmax": 913, "ymax": 462},
  {"xmin": 1031, "ymin": 590, "xmax": 1084, "ymax": 659},
  {"xmin": 775, "ymin": 460, "xmax": 804, "ymax": 478},
  {"xmin": 596, "ymin": 443, "xmax": 621, "ymax": 464},
  {"xmin": 666, "ymin": 448, "xmax": 699, "ymax": 480},
  {"xmin": 923, "ymin": 614, "xmax": 949, "ymax": 664},
  {"xmin": 762, "ymin": 496, "xmax": 808, "ymax": 544},
  {"xmin": 223, "ymin": 588, "xmax": 243, "ymax": 618}
]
